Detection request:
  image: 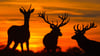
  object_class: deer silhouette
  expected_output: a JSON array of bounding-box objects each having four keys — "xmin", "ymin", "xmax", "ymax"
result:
[
  {"xmin": 38, "ymin": 12, "xmax": 70, "ymax": 53},
  {"xmin": 72, "ymin": 22, "xmax": 100, "ymax": 55},
  {"xmin": 5, "ymin": 5, "xmax": 34, "ymax": 52}
]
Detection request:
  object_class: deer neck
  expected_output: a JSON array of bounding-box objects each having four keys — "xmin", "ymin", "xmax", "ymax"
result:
[
  {"xmin": 77, "ymin": 35, "xmax": 89, "ymax": 48},
  {"xmin": 24, "ymin": 17, "xmax": 30, "ymax": 29},
  {"xmin": 77, "ymin": 35, "xmax": 88, "ymax": 42},
  {"xmin": 50, "ymin": 31, "xmax": 58, "ymax": 36}
]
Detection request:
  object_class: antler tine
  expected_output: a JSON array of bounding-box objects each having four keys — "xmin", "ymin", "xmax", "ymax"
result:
[
  {"xmin": 74, "ymin": 24, "xmax": 85, "ymax": 31},
  {"xmin": 20, "ymin": 6, "xmax": 26, "ymax": 12},
  {"xmin": 56, "ymin": 20, "xmax": 58, "ymax": 26},
  {"xmin": 38, "ymin": 12, "xmax": 41, "ymax": 17},
  {"xmin": 77, "ymin": 24, "xmax": 79, "ymax": 30},
  {"xmin": 58, "ymin": 13, "xmax": 70, "ymax": 27},
  {"xmin": 38, "ymin": 12, "xmax": 52, "ymax": 25},
  {"xmin": 90, "ymin": 22, "xmax": 97, "ymax": 28},
  {"xmin": 85, "ymin": 24, "xmax": 89, "ymax": 29},
  {"xmin": 58, "ymin": 15, "xmax": 63, "ymax": 20},
  {"xmin": 38, "ymin": 12, "xmax": 45, "ymax": 18},
  {"xmin": 83, "ymin": 22, "xmax": 97, "ymax": 31},
  {"xmin": 64, "ymin": 13, "xmax": 68, "ymax": 20},
  {"xmin": 82, "ymin": 24, "xmax": 85, "ymax": 31},
  {"xmin": 62, "ymin": 18, "xmax": 70, "ymax": 25},
  {"xmin": 21, "ymin": 7, "xmax": 25, "ymax": 10},
  {"xmin": 82, "ymin": 24, "xmax": 84, "ymax": 29},
  {"xmin": 51, "ymin": 20, "xmax": 53, "ymax": 24},
  {"xmin": 27, "ymin": 4, "xmax": 32, "ymax": 12},
  {"xmin": 58, "ymin": 13, "xmax": 68, "ymax": 20},
  {"xmin": 73, "ymin": 25, "xmax": 77, "ymax": 31},
  {"xmin": 30, "ymin": 4, "xmax": 32, "ymax": 9}
]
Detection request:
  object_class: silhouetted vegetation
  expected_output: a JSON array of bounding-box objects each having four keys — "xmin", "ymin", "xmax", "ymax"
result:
[{"xmin": 0, "ymin": 47, "xmax": 86, "ymax": 56}]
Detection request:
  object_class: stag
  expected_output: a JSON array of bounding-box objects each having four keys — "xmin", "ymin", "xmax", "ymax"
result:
[
  {"xmin": 5, "ymin": 5, "xmax": 34, "ymax": 51},
  {"xmin": 72, "ymin": 23, "xmax": 100, "ymax": 55},
  {"xmin": 38, "ymin": 12, "xmax": 70, "ymax": 53}
]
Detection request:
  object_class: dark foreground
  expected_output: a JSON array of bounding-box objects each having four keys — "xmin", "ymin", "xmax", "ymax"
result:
[{"xmin": 0, "ymin": 47, "xmax": 98, "ymax": 56}]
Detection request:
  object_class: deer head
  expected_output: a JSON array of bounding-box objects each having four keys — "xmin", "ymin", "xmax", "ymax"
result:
[
  {"xmin": 38, "ymin": 12, "xmax": 70, "ymax": 36},
  {"xmin": 72, "ymin": 22, "xmax": 97, "ymax": 40},
  {"xmin": 19, "ymin": 5, "xmax": 34, "ymax": 19}
]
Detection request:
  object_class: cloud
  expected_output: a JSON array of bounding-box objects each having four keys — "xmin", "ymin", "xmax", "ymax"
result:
[
  {"xmin": 43, "ymin": 6, "xmax": 100, "ymax": 17},
  {"xmin": 0, "ymin": 18, "xmax": 38, "ymax": 21},
  {"xmin": 66, "ymin": 0, "xmax": 100, "ymax": 3},
  {"xmin": 7, "ymin": 19, "xmax": 23, "ymax": 21},
  {"xmin": 0, "ymin": 0, "xmax": 100, "ymax": 17},
  {"xmin": 0, "ymin": 0, "xmax": 39, "ymax": 2},
  {"xmin": 0, "ymin": 18, "xmax": 23, "ymax": 21},
  {"xmin": 0, "ymin": 0, "xmax": 100, "ymax": 4},
  {"xmin": 0, "ymin": 0, "xmax": 10, "ymax": 2}
]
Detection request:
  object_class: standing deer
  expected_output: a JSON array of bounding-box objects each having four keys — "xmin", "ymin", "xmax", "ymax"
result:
[
  {"xmin": 38, "ymin": 12, "xmax": 70, "ymax": 53},
  {"xmin": 5, "ymin": 5, "xmax": 34, "ymax": 52},
  {"xmin": 72, "ymin": 23, "xmax": 100, "ymax": 55}
]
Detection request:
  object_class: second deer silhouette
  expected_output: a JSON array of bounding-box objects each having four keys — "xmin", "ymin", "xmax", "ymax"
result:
[
  {"xmin": 5, "ymin": 5, "xmax": 34, "ymax": 51},
  {"xmin": 38, "ymin": 12, "xmax": 70, "ymax": 53},
  {"xmin": 72, "ymin": 23, "xmax": 100, "ymax": 55}
]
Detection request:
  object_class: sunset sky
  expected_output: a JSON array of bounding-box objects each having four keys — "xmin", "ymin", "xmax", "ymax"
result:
[{"xmin": 0, "ymin": 0, "xmax": 100, "ymax": 52}]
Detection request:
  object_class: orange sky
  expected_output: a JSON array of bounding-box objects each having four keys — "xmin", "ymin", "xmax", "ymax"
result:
[{"xmin": 0, "ymin": 0, "xmax": 100, "ymax": 52}]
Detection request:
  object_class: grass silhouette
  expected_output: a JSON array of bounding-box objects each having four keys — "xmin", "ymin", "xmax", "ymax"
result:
[{"xmin": 0, "ymin": 47, "xmax": 85, "ymax": 56}]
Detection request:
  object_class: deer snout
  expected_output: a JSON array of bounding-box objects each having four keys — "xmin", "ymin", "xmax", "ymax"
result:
[
  {"xmin": 59, "ymin": 32, "xmax": 62, "ymax": 36},
  {"xmin": 71, "ymin": 35, "xmax": 76, "ymax": 39}
]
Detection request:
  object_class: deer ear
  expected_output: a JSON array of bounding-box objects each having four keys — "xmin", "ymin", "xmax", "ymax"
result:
[
  {"xmin": 30, "ymin": 9, "xmax": 34, "ymax": 13},
  {"xmin": 19, "ymin": 8, "xmax": 25, "ymax": 14}
]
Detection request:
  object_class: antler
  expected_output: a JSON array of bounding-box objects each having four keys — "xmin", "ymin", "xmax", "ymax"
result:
[
  {"xmin": 38, "ymin": 12, "xmax": 52, "ymax": 25},
  {"xmin": 58, "ymin": 13, "xmax": 70, "ymax": 27},
  {"xmin": 20, "ymin": 5, "xmax": 34, "ymax": 14},
  {"xmin": 28, "ymin": 4, "xmax": 32, "ymax": 11},
  {"xmin": 73, "ymin": 24, "xmax": 80, "ymax": 31},
  {"xmin": 21, "ymin": 7, "xmax": 26, "ymax": 11},
  {"xmin": 19, "ymin": 6, "xmax": 26, "ymax": 14},
  {"xmin": 73, "ymin": 22, "xmax": 97, "ymax": 33},
  {"xmin": 82, "ymin": 22, "xmax": 97, "ymax": 31}
]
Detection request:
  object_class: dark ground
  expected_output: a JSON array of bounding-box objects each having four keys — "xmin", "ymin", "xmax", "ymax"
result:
[{"xmin": 0, "ymin": 47, "xmax": 87, "ymax": 56}]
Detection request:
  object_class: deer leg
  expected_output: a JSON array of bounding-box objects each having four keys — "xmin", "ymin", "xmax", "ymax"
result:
[
  {"xmin": 6, "ymin": 39, "xmax": 12, "ymax": 49},
  {"xmin": 47, "ymin": 48, "xmax": 50, "ymax": 53},
  {"xmin": 52, "ymin": 48, "xmax": 56, "ymax": 53},
  {"xmin": 51, "ymin": 48, "xmax": 56, "ymax": 56},
  {"xmin": 52, "ymin": 49, "xmax": 56, "ymax": 53},
  {"xmin": 26, "ymin": 40, "xmax": 29, "ymax": 51},
  {"xmin": 12, "ymin": 42, "xmax": 18, "ymax": 50},
  {"xmin": 21, "ymin": 42, "xmax": 23, "ymax": 52}
]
